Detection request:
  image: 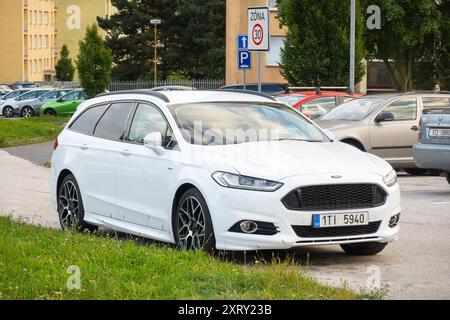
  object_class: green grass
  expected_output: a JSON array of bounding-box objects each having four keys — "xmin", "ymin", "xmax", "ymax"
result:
[
  {"xmin": 0, "ymin": 217, "xmax": 356, "ymax": 300},
  {"xmin": 0, "ymin": 116, "xmax": 68, "ymax": 148}
]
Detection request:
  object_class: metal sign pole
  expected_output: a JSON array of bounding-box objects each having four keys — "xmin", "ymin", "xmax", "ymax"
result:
[
  {"xmin": 258, "ymin": 51, "xmax": 261, "ymax": 92},
  {"xmin": 244, "ymin": 69, "xmax": 247, "ymax": 90}
]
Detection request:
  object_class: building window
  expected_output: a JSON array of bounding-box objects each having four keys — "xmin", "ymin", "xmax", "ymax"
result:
[
  {"xmin": 33, "ymin": 35, "xmax": 37, "ymax": 49},
  {"xmin": 38, "ymin": 36, "xmax": 42, "ymax": 49},
  {"xmin": 33, "ymin": 11, "xmax": 37, "ymax": 24},
  {"xmin": 44, "ymin": 12, "xmax": 48, "ymax": 25},
  {"xmin": 33, "ymin": 60, "xmax": 37, "ymax": 73},
  {"xmin": 38, "ymin": 11, "xmax": 42, "ymax": 24},
  {"xmin": 266, "ymin": 36, "xmax": 285, "ymax": 66},
  {"xmin": 39, "ymin": 60, "xmax": 43, "ymax": 73},
  {"xmin": 44, "ymin": 35, "xmax": 48, "ymax": 48},
  {"xmin": 268, "ymin": 0, "xmax": 278, "ymax": 10}
]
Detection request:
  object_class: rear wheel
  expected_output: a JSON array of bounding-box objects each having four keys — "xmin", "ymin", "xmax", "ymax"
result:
[
  {"xmin": 340, "ymin": 242, "xmax": 387, "ymax": 256},
  {"xmin": 403, "ymin": 168, "xmax": 427, "ymax": 176},
  {"xmin": 174, "ymin": 188, "xmax": 215, "ymax": 251},
  {"xmin": 3, "ymin": 106, "xmax": 14, "ymax": 118},
  {"xmin": 44, "ymin": 108, "xmax": 56, "ymax": 116},
  {"xmin": 58, "ymin": 174, "xmax": 98, "ymax": 232},
  {"xmin": 21, "ymin": 106, "xmax": 34, "ymax": 118}
]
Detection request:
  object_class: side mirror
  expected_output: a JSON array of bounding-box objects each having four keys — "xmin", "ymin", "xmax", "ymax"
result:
[
  {"xmin": 375, "ymin": 112, "xmax": 395, "ymax": 123},
  {"xmin": 143, "ymin": 132, "xmax": 165, "ymax": 155},
  {"xmin": 322, "ymin": 129, "xmax": 335, "ymax": 141}
]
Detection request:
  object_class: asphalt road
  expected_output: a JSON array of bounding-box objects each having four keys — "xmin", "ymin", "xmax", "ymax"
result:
[
  {"xmin": 0, "ymin": 148, "xmax": 449, "ymax": 299},
  {"xmin": 3, "ymin": 141, "xmax": 53, "ymax": 165}
]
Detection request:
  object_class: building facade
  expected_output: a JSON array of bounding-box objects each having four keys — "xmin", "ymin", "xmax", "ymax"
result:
[
  {"xmin": 0, "ymin": 0, "xmax": 114, "ymax": 84},
  {"xmin": 0, "ymin": 0, "xmax": 58, "ymax": 84}
]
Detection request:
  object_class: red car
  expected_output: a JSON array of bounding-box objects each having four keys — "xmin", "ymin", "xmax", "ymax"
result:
[{"xmin": 276, "ymin": 89, "xmax": 362, "ymax": 119}]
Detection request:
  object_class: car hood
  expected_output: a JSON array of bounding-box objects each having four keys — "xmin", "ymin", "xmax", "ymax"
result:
[{"xmin": 190, "ymin": 140, "xmax": 391, "ymax": 181}]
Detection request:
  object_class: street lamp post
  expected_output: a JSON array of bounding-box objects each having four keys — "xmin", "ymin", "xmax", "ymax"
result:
[{"xmin": 151, "ymin": 19, "xmax": 162, "ymax": 85}]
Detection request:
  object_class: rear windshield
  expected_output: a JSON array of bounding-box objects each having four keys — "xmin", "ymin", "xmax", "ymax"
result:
[{"xmin": 320, "ymin": 98, "xmax": 385, "ymax": 121}]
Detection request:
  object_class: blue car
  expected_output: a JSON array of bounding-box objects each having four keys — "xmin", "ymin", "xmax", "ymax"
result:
[{"xmin": 414, "ymin": 106, "xmax": 450, "ymax": 185}]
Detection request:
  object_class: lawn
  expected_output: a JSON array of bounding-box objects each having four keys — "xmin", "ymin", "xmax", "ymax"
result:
[
  {"xmin": 0, "ymin": 217, "xmax": 357, "ymax": 300},
  {"xmin": 0, "ymin": 116, "xmax": 68, "ymax": 148}
]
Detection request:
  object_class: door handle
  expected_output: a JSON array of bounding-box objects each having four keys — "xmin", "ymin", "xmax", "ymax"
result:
[
  {"xmin": 121, "ymin": 149, "xmax": 131, "ymax": 156},
  {"xmin": 411, "ymin": 125, "xmax": 419, "ymax": 131},
  {"xmin": 80, "ymin": 144, "xmax": 89, "ymax": 150}
]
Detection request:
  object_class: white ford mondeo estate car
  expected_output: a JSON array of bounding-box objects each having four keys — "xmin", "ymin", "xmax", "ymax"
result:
[{"xmin": 51, "ymin": 90, "xmax": 401, "ymax": 255}]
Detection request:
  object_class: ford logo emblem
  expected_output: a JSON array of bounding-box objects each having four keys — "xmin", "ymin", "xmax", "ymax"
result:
[{"xmin": 332, "ymin": 175, "xmax": 342, "ymax": 179}]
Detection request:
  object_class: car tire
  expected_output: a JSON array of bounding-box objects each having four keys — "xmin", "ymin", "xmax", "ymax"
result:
[
  {"xmin": 3, "ymin": 106, "xmax": 14, "ymax": 118},
  {"xmin": 340, "ymin": 242, "xmax": 388, "ymax": 256},
  {"xmin": 403, "ymin": 168, "xmax": 427, "ymax": 176},
  {"xmin": 173, "ymin": 188, "xmax": 215, "ymax": 251},
  {"xmin": 44, "ymin": 108, "xmax": 56, "ymax": 116},
  {"xmin": 447, "ymin": 175, "xmax": 450, "ymax": 185},
  {"xmin": 57, "ymin": 174, "xmax": 98, "ymax": 233},
  {"xmin": 21, "ymin": 106, "xmax": 34, "ymax": 118}
]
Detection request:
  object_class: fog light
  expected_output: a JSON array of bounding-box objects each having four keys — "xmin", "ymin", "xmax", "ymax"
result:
[
  {"xmin": 240, "ymin": 221, "xmax": 258, "ymax": 234},
  {"xmin": 389, "ymin": 213, "xmax": 400, "ymax": 228}
]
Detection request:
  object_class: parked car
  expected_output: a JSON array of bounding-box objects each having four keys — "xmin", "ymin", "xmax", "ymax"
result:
[
  {"xmin": 51, "ymin": 89, "xmax": 400, "ymax": 255},
  {"xmin": 316, "ymin": 92, "xmax": 450, "ymax": 175},
  {"xmin": 10, "ymin": 82, "xmax": 37, "ymax": 90},
  {"xmin": 0, "ymin": 89, "xmax": 33, "ymax": 117},
  {"xmin": 1, "ymin": 88, "xmax": 51, "ymax": 118},
  {"xmin": 276, "ymin": 90, "xmax": 362, "ymax": 119},
  {"xmin": 150, "ymin": 86, "xmax": 197, "ymax": 91},
  {"xmin": 0, "ymin": 84, "xmax": 12, "ymax": 97},
  {"xmin": 414, "ymin": 106, "xmax": 450, "ymax": 184},
  {"xmin": 220, "ymin": 83, "xmax": 288, "ymax": 96},
  {"xmin": 40, "ymin": 89, "xmax": 87, "ymax": 116},
  {"xmin": 12, "ymin": 89, "xmax": 73, "ymax": 117}
]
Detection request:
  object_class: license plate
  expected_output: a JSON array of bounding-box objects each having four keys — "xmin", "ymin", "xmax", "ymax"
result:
[
  {"xmin": 429, "ymin": 128, "xmax": 450, "ymax": 138},
  {"xmin": 313, "ymin": 212, "xmax": 369, "ymax": 228}
]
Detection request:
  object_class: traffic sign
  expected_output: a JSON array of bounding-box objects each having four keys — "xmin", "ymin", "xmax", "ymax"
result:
[
  {"xmin": 247, "ymin": 7, "xmax": 270, "ymax": 51},
  {"xmin": 238, "ymin": 50, "xmax": 251, "ymax": 69},
  {"xmin": 237, "ymin": 35, "xmax": 248, "ymax": 50}
]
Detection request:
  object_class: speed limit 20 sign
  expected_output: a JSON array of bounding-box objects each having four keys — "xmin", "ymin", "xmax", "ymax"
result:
[{"xmin": 247, "ymin": 7, "xmax": 269, "ymax": 51}]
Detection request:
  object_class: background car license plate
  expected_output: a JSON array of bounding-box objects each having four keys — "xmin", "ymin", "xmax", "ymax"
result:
[
  {"xmin": 313, "ymin": 212, "xmax": 369, "ymax": 228},
  {"xmin": 429, "ymin": 128, "xmax": 450, "ymax": 138}
]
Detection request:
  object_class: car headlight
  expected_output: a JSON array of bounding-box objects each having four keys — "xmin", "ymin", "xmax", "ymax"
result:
[
  {"xmin": 383, "ymin": 169, "xmax": 397, "ymax": 187},
  {"xmin": 211, "ymin": 171, "xmax": 283, "ymax": 192}
]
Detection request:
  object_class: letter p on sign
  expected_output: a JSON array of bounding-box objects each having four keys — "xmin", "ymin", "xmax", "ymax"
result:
[{"xmin": 247, "ymin": 7, "xmax": 270, "ymax": 51}]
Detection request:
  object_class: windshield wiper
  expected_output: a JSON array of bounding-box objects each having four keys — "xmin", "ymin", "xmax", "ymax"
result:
[{"xmin": 272, "ymin": 138, "xmax": 323, "ymax": 142}]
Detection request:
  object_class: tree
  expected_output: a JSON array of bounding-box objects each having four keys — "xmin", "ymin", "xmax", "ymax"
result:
[
  {"xmin": 97, "ymin": 0, "xmax": 225, "ymax": 80},
  {"xmin": 435, "ymin": 0, "xmax": 450, "ymax": 90},
  {"xmin": 277, "ymin": 0, "xmax": 366, "ymax": 87},
  {"xmin": 55, "ymin": 45, "xmax": 75, "ymax": 81},
  {"xmin": 362, "ymin": 0, "xmax": 441, "ymax": 91},
  {"xmin": 76, "ymin": 24, "xmax": 113, "ymax": 98}
]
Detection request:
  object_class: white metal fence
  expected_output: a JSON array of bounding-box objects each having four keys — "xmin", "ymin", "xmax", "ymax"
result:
[{"xmin": 35, "ymin": 79, "xmax": 225, "ymax": 91}]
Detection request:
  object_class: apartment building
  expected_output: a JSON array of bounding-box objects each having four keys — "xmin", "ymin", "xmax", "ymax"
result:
[{"xmin": 0, "ymin": 0, "xmax": 58, "ymax": 84}]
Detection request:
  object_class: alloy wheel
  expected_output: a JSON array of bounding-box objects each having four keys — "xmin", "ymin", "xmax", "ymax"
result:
[
  {"xmin": 177, "ymin": 196, "xmax": 206, "ymax": 250},
  {"xmin": 3, "ymin": 107, "xmax": 13, "ymax": 118},
  {"xmin": 22, "ymin": 107, "xmax": 33, "ymax": 118},
  {"xmin": 58, "ymin": 180, "xmax": 80, "ymax": 230}
]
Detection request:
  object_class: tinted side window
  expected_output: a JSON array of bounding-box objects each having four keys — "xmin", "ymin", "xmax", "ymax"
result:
[
  {"xmin": 127, "ymin": 103, "xmax": 176, "ymax": 148},
  {"xmin": 422, "ymin": 97, "xmax": 450, "ymax": 110},
  {"xmin": 93, "ymin": 102, "xmax": 133, "ymax": 141},
  {"xmin": 383, "ymin": 98, "xmax": 417, "ymax": 120},
  {"xmin": 70, "ymin": 104, "xmax": 109, "ymax": 135}
]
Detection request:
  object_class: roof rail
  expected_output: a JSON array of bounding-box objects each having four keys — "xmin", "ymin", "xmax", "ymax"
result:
[
  {"xmin": 399, "ymin": 91, "xmax": 450, "ymax": 95},
  {"xmin": 96, "ymin": 89, "xmax": 170, "ymax": 102},
  {"xmin": 212, "ymin": 89, "xmax": 276, "ymax": 101},
  {"xmin": 288, "ymin": 86, "xmax": 349, "ymax": 95}
]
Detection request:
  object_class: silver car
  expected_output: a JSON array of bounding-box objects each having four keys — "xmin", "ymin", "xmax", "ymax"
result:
[
  {"xmin": 414, "ymin": 107, "xmax": 450, "ymax": 184},
  {"xmin": 3, "ymin": 88, "xmax": 51, "ymax": 118},
  {"xmin": 0, "ymin": 89, "xmax": 33, "ymax": 117},
  {"xmin": 316, "ymin": 92, "xmax": 450, "ymax": 175},
  {"xmin": 14, "ymin": 88, "xmax": 73, "ymax": 117}
]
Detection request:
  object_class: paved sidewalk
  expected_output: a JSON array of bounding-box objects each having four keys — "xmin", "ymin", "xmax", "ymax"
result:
[
  {"xmin": 3, "ymin": 141, "xmax": 54, "ymax": 165},
  {"xmin": 0, "ymin": 150, "xmax": 58, "ymax": 228}
]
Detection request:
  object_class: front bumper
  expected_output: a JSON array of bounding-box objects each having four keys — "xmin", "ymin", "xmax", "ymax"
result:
[
  {"xmin": 414, "ymin": 142, "xmax": 450, "ymax": 172},
  {"xmin": 207, "ymin": 172, "xmax": 401, "ymax": 251}
]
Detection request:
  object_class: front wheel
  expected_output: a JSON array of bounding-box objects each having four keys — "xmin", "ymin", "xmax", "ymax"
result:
[
  {"xmin": 58, "ymin": 174, "xmax": 98, "ymax": 232},
  {"xmin": 340, "ymin": 242, "xmax": 388, "ymax": 256},
  {"xmin": 3, "ymin": 106, "xmax": 14, "ymax": 118},
  {"xmin": 44, "ymin": 108, "xmax": 56, "ymax": 116},
  {"xmin": 174, "ymin": 188, "xmax": 215, "ymax": 251},
  {"xmin": 21, "ymin": 106, "xmax": 35, "ymax": 118}
]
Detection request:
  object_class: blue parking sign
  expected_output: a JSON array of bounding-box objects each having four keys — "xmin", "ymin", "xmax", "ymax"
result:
[{"xmin": 238, "ymin": 51, "xmax": 251, "ymax": 69}]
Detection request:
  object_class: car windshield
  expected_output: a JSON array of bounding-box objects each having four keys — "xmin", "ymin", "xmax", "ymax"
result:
[
  {"xmin": 2, "ymin": 91, "xmax": 26, "ymax": 100},
  {"xmin": 169, "ymin": 102, "xmax": 328, "ymax": 145},
  {"xmin": 40, "ymin": 91, "xmax": 61, "ymax": 100},
  {"xmin": 60, "ymin": 91, "xmax": 79, "ymax": 101},
  {"xmin": 320, "ymin": 98, "xmax": 386, "ymax": 121},
  {"xmin": 276, "ymin": 95, "xmax": 306, "ymax": 107},
  {"xmin": 19, "ymin": 90, "xmax": 48, "ymax": 100}
]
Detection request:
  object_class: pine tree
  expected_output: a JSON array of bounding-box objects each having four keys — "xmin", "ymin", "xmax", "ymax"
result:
[
  {"xmin": 55, "ymin": 45, "xmax": 75, "ymax": 81},
  {"xmin": 76, "ymin": 24, "xmax": 113, "ymax": 98}
]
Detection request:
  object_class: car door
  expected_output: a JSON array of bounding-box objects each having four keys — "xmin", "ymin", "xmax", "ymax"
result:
[
  {"xmin": 369, "ymin": 97, "xmax": 419, "ymax": 164},
  {"xmin": 114, "ymin": 102, "xmax": 179, "ymax": 231},
  {"xmin": 58, "ymin": 91, "xmax": 79, "ymax": 115}
]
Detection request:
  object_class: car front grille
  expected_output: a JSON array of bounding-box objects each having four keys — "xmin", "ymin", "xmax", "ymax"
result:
[
  {"xmin": 292, "ymin": 221, "xmax": 382, "ymax": 238},
  {"xmin": 282, "ymin": 184, "xmax": 387, "ymax": 211}
]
